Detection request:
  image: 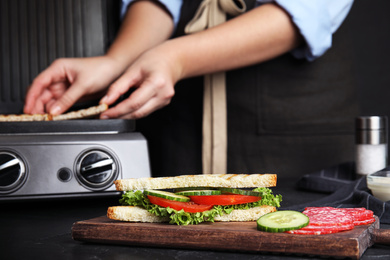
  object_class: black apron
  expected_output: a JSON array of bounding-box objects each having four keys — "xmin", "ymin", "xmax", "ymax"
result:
[{"xmin": 136, "ymin": 0, "xmax": 359, "ymax": 179}]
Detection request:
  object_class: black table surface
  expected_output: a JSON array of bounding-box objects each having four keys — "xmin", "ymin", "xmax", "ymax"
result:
[{"xmin": 1, "ymin": 178, "xmax": 389, "ymax": 260}]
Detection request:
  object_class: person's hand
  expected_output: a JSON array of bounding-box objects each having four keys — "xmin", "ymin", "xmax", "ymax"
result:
[
  {"xmin": 97, "ymin": 2, "xmax": 302, "ymax": 120},
  {"xmin": 23, "ymin": 56, "xmax": 124, "ymax": 115},
  {"xmin": 100, "ymin": 45, "xmax": 182, "ymax": 119}
]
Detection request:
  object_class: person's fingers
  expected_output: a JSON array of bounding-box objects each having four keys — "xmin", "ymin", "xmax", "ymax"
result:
[
  {"xmin": 101, "ymin": 77, "xmax": 174, "ymax": 119},
  {"xmin": 24, "ymin": 77, "xmax": 53, "ymax": 114},
  {"xmin": 34, "ymin": 89, "xmax": 57, "ymax": 114},
  {"xmin": 48, "ymin": 81, "xmax": 89, "ymax": 115},
  {"xmin": 45, "ymin": 99, "xmax": 57, "ymax": 113},
  {"xmin": 32, "ymin": 98, "xmax": 48, "ymax": 115},
  {"xmin": 120, "ymin": 96, "xmax": 171, "ymax": 119},
  {"xmin": 43, "ymin": 82, "xmax": 68, "ymax": 112},
  {"xmin": 101, "ymin": 85, "xmax": 155, "ymax": 119},
  {"xmin": 26, "ymin": 88, "xmax": 53, "ymax": 114},
  {"xmin": 24, "ymin": 59, "xmax": 69, "ymax": 114},
  {"xmin": 100, "ymin": 69, "xmax": 141, "ymax": 106}
]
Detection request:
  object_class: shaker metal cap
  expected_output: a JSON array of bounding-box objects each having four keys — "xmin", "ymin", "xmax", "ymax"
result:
[
  {"xmin": 356, "ymin": 116, "xmax": 388, "ymax": 144},
  {"xmin": 356, "ymin": 116, "xmax": 387, "ymax": 130}
]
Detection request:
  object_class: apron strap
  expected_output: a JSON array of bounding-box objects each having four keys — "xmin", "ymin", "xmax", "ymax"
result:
[{"xmin": 185, "ymin": 0, "xmax": 246, "ymax": 174}]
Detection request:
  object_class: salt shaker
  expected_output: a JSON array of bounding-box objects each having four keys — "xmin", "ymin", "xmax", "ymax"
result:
[{"xmin": 355, "ymin": 116, "xmax": 388, "ymax": 176}]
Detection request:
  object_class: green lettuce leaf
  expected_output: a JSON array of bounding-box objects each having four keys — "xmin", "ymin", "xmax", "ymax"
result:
[{"xmin": 119, "ymin": 187, "xmax": 282, "ymax": 225}]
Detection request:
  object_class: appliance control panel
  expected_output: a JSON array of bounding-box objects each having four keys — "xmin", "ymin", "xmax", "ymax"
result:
[{"xmin": 0, "ymin": 132, "xmax": 150, "ymax": 201}]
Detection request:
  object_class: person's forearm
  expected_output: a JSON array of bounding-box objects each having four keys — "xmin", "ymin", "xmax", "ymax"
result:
[
  {"xmin": 106, "ymin": 1, "xmax": 174, "ymax": 69},
  {"xmin": 158, "ymin": 3, "xmax": 302, "ymax": 80}
]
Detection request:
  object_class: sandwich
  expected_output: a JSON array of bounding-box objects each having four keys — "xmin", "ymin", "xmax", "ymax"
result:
[{"xmin": 107, "ymin": 174, "xmax": 282, "ymax": 225}]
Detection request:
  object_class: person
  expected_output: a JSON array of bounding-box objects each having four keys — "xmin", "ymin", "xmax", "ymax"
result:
[{"xmin": 24, "ymin": 0, "xmax": 358, "ymax": 179}]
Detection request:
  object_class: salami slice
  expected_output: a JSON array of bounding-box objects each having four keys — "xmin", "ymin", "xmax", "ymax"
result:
[
  {"xmin": 287, "ymin": 207, "xmax": 376, "ymax": 235},
  {"xmin": 286, "ymin": 229, "xmax": 341, "ymax": 235},
  {"xmin": 299, "ymin": 223, "xmax": 354, "ymax": 232},
  {"xmin": 342, "ymin": 207, "xmax": 366, "ymax": 212},
  {"xmin": 343, "ymin": 208, "xmax": 374, "ymax": 221},
  {"xmin": 302, "ymin": 207, "xmax": 353, "ymax": 226},
  {"xmin": 353, "ymin": 218, "xmax": 376, "ymax": 226},
  {"xmin": 304, "ymin": 207, "xmax": 334, "ymax": 212}
]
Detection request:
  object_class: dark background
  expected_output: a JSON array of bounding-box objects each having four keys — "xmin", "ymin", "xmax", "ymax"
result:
[
  {"xmin": 346, "ymin": 0, "xmax": 390, "ymax": 117},
  {"xmin": 0, "ymin": 0, "xmax": 389, "ymax": 121},
  {"xmin": 0, "ymin": 0, "xmax": 121, "ymax": 113}
]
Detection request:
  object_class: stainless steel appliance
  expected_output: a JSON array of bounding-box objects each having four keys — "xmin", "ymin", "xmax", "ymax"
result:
[
  {"xmin": 0, "ymin": 1, "xmax": 147, "ymax": 201},
  {"xmin": 0, "ymin": 120, "xmax": 150, "ymax": 201}
]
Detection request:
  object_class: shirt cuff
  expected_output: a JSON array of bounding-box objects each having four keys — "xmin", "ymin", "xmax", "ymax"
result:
[
  {"xmin": 256, "ymin": 0, "xmax": 353, "ymax": 61},
  {"xmin": 120, "ymin": 0, "xmax": 182, "ymax": 28}
]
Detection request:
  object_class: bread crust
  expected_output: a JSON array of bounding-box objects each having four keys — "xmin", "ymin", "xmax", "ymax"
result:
[
  {"xmin": 0, "ymin": 104, "xmax": 108, "ymax": 122},
  {"xmin": 52, "ymin": 103, "xmax": 108, "ymax": 121},
  {"xmin": 0, "ymin": 113, "xmax": 51, "ymax": 122},
  {"xmin": 107, "ymin": 206, "xmax": 169, "ymax": 223},
  {"xmin": 107, "ymin": 205, "xmax": 276, "ymax": 223},
  {"xmin": 114, "ymin": 174, "xmax": 277, "ymax": 191}
]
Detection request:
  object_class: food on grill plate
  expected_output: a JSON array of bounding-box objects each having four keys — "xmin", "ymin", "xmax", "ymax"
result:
[{"xmin": 0, "ymin": 104, "xmax": 108, "ymax": 122}]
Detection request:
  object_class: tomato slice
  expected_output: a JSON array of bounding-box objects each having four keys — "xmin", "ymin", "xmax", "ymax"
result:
[
  {"xmin": 188, "ymin": 194, "xmax": 261, "ymax": 206},
  {"xmin": 147, "ymin": 195, "xmax": 213, "ymax": 213}
]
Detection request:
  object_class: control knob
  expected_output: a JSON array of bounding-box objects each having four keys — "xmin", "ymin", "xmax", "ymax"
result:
[
  {"xmin": 75, "ymin": 149, "xmax": 119, "ymax": 191},
  {"xmin": 0, "ymin": 152, "xmax": 27, "ymax": 194}
]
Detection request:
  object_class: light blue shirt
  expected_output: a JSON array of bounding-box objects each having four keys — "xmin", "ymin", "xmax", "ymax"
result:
[
  {"xmin": 121, "ymin": 0, "xmax": 182, "ymax": 26},
  {"xmin": 121, "ymin": 0, "xmax": 354, "ymax": 61}
]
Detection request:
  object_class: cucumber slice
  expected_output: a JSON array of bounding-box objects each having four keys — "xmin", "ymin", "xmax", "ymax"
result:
[
  {"xmin": 175, "ymin": 190, "xmax": 222, "ymax": 196},
  {"xmin": 219, "ymin": 187, "xmax": 261, "ymax": 197},
  {"xmin": 257, "ymin": 210, "xmax": 309, "ymax": 233},
  {"xmin": 144, "ymin": 190, "xmax": 190, "ymax": 202}
]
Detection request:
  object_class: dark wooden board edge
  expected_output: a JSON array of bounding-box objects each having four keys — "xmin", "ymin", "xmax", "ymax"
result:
[{"xmin": 72, "ymin": 216, "xmax": 380, "ymax": 259}]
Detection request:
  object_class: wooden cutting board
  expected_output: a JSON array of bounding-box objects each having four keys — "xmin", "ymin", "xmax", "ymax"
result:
[{"xmin": 72, "ymin": 216, "xmax": 389, "ymax": 259}]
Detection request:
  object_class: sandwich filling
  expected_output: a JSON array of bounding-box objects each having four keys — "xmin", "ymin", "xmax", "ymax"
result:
[{"xmin": 119, "ymin": 187, "xmax": 282, "ymax": 225}]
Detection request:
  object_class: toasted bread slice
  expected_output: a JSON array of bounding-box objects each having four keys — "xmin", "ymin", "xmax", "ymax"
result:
[
  {"xmin": 107, "ymin": 205, "xmax": 276, "ymax": 223},
  {"xmin": 52, "ymin": 103, "xmax": 108, "ymax": 121},
  {"xmin": 0, "ymin": 104, "xmax": 108, "ymax": 122},
  {"xmin": 0, "ymin": 113, "xmax": 51, "ymax": 122},
  {"xmin": 114, "ymin": 174, "xmax": 277, "ymax": 191},
  {"xmin": 107, "ymin": 206, "xmax": 169, "ymax": 223}
]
